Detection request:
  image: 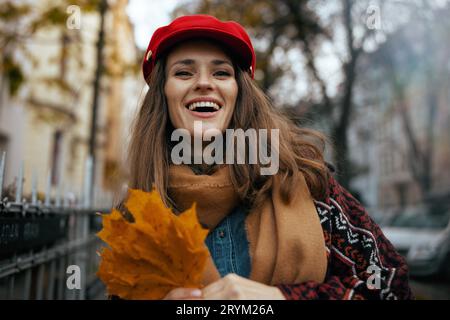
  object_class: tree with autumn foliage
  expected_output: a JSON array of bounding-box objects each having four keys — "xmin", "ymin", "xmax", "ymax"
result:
[
  {"xmin": 172, "ymin": 0, "xmax": 393, "ymax": 190},
  {"xmin": 0, "ymin": 0, "xmax": 103, "ymax": 97}
]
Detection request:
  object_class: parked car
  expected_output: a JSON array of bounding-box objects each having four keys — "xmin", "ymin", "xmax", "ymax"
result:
[{"xmin": 382, "ymin": 209, "xmax": 450, "ymax": 278}]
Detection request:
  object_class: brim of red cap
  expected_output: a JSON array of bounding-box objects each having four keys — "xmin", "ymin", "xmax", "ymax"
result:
[{"xmin": 143, "ymin": 27, "xmax": 254, "ymax": 82}]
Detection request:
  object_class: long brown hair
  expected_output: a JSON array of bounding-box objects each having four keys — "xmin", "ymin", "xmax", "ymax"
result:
[{"xmin": 128, "ymin": 55, "xmax": 329, "ymax": 209}]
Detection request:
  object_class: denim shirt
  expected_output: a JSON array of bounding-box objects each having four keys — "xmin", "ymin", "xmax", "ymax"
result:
[{"xmin": 204, "ymin": 206, "xmax": 251, "ymax": 278}]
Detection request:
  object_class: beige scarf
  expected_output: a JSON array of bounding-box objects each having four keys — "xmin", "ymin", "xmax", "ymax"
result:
[{"xmin": 167, "ymin": 164, "xmax": 327, "ymax": 286}]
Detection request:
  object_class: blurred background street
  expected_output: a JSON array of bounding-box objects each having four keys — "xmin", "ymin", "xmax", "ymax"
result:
[
  {"xmin": 0, "ymin": 0, "xmax": 449, "ymax": 300},
  {"xmin": 410, "ymin": 278, "xmax": 450, "ymax": 300}
]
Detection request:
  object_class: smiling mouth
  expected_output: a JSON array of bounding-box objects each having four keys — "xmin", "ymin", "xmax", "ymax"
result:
[{"xmin": 185, "ymin": 101, "xmax": 222, "ymax": 112}]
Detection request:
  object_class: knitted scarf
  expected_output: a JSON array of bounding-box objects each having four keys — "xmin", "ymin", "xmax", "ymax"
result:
[{"xmin": 167, "ymin": 164, "xmax": 327, "ymax": 285}]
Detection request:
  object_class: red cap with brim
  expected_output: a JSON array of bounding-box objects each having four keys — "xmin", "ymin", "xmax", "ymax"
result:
[{"xmin": 142, "ymin": 15, "xmax": 256, "ymax": 83}]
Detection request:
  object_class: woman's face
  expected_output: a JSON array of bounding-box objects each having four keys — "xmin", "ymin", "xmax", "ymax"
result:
[{"xmin": 164, "ymin": 40, "xmax": 238, "ymax": 136}]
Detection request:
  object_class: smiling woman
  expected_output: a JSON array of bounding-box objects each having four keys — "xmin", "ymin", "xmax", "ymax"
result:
[
  {"xmin": 164, "ymin": 39, "xmax": 238, "ymax": 135},
  {"xmin": 121, "ymin": 14, "xmax": 413, "ymax": 300}
]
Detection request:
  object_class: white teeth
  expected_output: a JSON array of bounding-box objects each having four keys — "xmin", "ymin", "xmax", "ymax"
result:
[{"xmin": 187, "ymin": 101, "xmax": 220, "ymax": 111}]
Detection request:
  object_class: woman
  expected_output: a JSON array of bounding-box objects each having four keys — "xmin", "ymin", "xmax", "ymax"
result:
[{"xmin": 127, "ymin": 14, "xmax": 412, "ymax": 300}]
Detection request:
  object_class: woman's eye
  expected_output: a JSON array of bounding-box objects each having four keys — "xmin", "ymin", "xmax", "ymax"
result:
[
  {"xmin": 215, "ymin": 71, "xmax": 231, "ymax": 77},
  {"xmin": 175, "ymin": 71, "xmax": 192, "ymax": 77}
]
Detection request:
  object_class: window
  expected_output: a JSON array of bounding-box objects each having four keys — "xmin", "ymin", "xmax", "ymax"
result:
[{"xmin": 50, "ymin": 130, "xmax": 63, "ymax": 186}]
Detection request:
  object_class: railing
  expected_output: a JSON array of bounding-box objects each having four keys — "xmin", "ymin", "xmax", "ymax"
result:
[{"xmin": 0, "ymin": 152, "xmax": 112, "ymax": 300}]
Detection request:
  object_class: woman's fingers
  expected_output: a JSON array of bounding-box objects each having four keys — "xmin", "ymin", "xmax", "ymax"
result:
[
  {"xmin": 202, "ymin": 274, "xmax": 245, "ymax": 299},
  {"xmin": 202, "ymin": 281, "xmax": 225, "ymax": 298},
  {"xmin": 201, "ymin": 274, "xmax": 287, "ymax": 300},
  {"xmin": 163, "ymin": 288, "xmax": 202, "ymax": 300}
]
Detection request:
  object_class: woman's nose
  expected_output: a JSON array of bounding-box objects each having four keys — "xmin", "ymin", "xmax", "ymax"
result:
[{"xmin": 194, "ymin": 72, "xmax": 213, "ymax": 91}]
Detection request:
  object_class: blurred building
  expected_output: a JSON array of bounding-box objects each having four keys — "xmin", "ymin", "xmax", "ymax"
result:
[
  {"xmin": 350, "ymin": 12, "xmax": 450, "ymax": 220},
  {"xmin": 0, "ymin": 0, "xmax": 143, "ymax": 204}
]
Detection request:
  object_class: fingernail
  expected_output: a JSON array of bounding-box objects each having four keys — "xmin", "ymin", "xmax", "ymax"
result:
[{"xmin": 190, "ymin": 289, "xmax": 202, "ymax": 297}]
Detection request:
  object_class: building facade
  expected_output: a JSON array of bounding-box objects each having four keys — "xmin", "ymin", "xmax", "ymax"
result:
[
  {"xmin": 0, "ymin": 0, "xmax": 143, "ymax": 206},
  {"xmin": 349, "ymin": 13, "xmax": 450, "ymax": 220}
]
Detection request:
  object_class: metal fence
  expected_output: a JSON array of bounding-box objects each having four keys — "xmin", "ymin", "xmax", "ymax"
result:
[{"xmin": 0, "ymin": 152, "xmax": 112, "ymax": 300}]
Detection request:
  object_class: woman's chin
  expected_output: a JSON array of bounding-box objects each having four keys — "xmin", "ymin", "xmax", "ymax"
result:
[{"xmin": 186, "ymin": 121, "xmax": 224, "ymax": 137}]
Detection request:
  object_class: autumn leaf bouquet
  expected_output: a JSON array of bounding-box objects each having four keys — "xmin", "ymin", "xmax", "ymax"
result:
[{"xmin": 96, "ymin": 189, "xmax": 219, "ymax": 299}]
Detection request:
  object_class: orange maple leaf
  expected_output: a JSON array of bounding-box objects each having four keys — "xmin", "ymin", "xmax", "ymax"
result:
[{"xmin": 96, "ymin": 188, "xmax": 214, "ymax": 300}]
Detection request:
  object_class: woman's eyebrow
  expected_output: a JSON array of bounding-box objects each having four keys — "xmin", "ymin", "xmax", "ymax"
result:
[
  {"xmin": 170, "ymin": 59, "xmax": 233, "ymax": 69},
  {"xmin": 170, "ymin": 59, "xmax": 195, "ymax": 69},
  {"xmin": 211, "ymin": 59, "xmax": 233, "ymax": 67}
]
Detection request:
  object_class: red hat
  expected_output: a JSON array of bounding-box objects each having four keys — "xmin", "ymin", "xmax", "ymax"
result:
[{"xmin": 142, "ymin": 14, "xmax": 256, "ymax": 83}]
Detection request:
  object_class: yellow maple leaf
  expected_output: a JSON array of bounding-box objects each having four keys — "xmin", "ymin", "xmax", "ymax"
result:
[{"xmin": 97, "ymin": 188, "xmax": 213, "ymax": 300}]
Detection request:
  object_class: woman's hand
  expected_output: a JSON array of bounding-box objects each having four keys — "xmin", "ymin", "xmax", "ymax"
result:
[
  {"xmin": 201, "ymin": 273, "xmax": 286, "ymax": 300},
  {"xmin": 163, "ymin": 274, "xmax": 286, "ymax": 300},
  {"xmin": 163, "ymin": 288, "xmax": 203, "ymax": 300}
]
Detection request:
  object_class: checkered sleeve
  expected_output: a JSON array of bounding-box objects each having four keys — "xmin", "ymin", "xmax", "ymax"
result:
[{"xmin": 276, "ymin": 175, "xmax": 414, "ymax": 300}]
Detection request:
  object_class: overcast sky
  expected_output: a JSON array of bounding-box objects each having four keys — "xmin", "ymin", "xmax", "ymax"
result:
[
  {"xmin": 126, "ymin": 0, "xmax": 179, "ymax": 50},
  {"xmin": 124, "ymin": 0, "xmax": 343, "ymax": 101}
]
